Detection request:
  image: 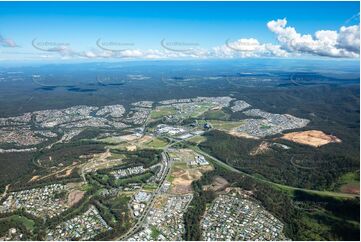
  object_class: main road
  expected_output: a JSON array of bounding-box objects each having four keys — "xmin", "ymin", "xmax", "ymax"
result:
[
  {"xmin": 114, "ymin": 151, "xmax": 171, "ymax": 240},
  {"xmin": 114, "ymin": 133, "xmax": 357, "ymax": 241},
  {"xmin": 189, "ymin": 145, "xmax": 358, "ymax": 199}
]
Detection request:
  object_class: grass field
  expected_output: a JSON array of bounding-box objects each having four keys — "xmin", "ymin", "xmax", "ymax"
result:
[
  {"xmin": 97, "ymin": 134, "xmax": 140, "ymax": 145},
  {"xmin": 336, "ymin": 171, "xmax": 360, "ymax": 194},
  {"xmin": 202, "ymin": 109, "xmax": 230, "ymax": 120},
  {"xmin": 187, "ymin": 135, "xmax": 207, "ymax": 144},
  {"xmin": 150, "ymin": 226, "xmax": 162, "ymax": 240},
  {"xmin": 208, "ymin": 120, "xmax": 244, "ymax": 131},
  {"xmin": 150, "ymin": 106, "xmax": 178, "ymax": 119},
  {"xmin": 260, "ymin": 124, "xmax": 271, "ymax": 129},
  {"xmin": 142, "ymin": 137, "xmax": 169, "ymax": 149},
  {"xmin": 0, "ymin": 215, "xmax": 35, "ymax": 230},
  {"xmin": 188, "ymin": 103, "xmax": 213, "ymax": 118},
  {"xmin": 166, "ymin": 161, "xmax": 188, "ymax": 182},
  {"xmin": 150, "ymin": 102, "xmax": 223, "ymax": 122},
  {"xmin": 143, "ymin": 183, "xmax": 158, "ymax": 191},
  {"xmin": 108, "ymin": 152, "xmax": 127, "ymax": 159},
  {"xmin": 338, "ymin": 171, "xmax": 360, "ymax": 184}
]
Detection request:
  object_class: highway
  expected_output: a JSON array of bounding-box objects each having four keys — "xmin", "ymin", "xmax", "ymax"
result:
[
  {"xmin": 189, "ymin": 145, "xmax": 358, "ymax": 199},
  {"xmin": 114, "ymin": 151, "xmax": 171, "ymax": 240},
  {"xmin": 114, "ymin": 131, "xmax": 357, "ymax": 241}
]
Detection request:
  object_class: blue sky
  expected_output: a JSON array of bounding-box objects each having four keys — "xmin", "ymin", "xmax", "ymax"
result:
[{"xmin": 0, "ymin": 1, "xmax": 359, "ymax": 61}]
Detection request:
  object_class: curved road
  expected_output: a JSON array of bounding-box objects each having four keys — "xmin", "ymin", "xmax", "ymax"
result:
[
  {"xmin": 114, "ymin": 134, "xmax": 357, "ymax": 240},
  {"xmin": 190, "ymin": 145, "xmax": 358, "ymax": 199},
  {"xmin": 114, "ymin": 151, "xmax": 171, "ymax": 240}
]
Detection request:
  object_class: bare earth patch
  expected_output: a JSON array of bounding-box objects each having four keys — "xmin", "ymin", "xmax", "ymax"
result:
[
  {"xmin": 82, "ymin": 148, "xmax": 123, "ymax": 172},
  {"xmin": 137, "ymin": 135, "xmax": 153, "ymax": 144},
  {"xmin": 340, "ymin": 184, "xmax": 360, "ymax": 195},
  {"xmin": 126, "ymin": 145, "xmax": 137, "ymax": 151},
  {"xmin": 203, "ymin": 176, "xmax": 229, "ymax": 192},
  {"xmin": 67, "ymin": 190, "xmax": 85, "ymax": 206},
  {"xmin": 116, "ymin": 134, "xmax": 141, "ymax": 142},
  {"xmin": 56, "ymin": 167, "xmax": 74, "ymax": 178},
  {"xmin": 250, "ymin": 141, "xmax": 271, "ymax": 156},
  {"xmin": 282, "ymin": 130, "xmax": 341, "ymax": 147},
  {"xmin": 29, "ymin": 175, "xmax": 40, "ymax": 182},
  {"xmin": 228, "ymin": 129, "xmax": 258, "ymax": 139},
  {"xmin": 28, "ymin": 164, "xmax": 77, "ymax": 183},
  {"xmin": 170, "ymin": 165, "xmax": 213, "ymax": 194},
  {"xmin": 171, "ymin": 170, "xmax": 200, "ymax": 194}
]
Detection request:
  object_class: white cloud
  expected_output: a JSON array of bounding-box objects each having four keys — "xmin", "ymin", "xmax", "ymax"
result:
[
  {"xmin": 337, "ymin": 25, "xmax": 360, "ymax": 53},
  {"xmin": 4, "ymin": 18, "xmax": 359, "ymax": 61},
  {"xmin": 267, "ymin": 18, "xmax": 360, "ymax": 58},
  {"xmin": 29, "ymin": 39, "xmax": 289, "ymax": 60},
  {"xmin": 264, "ymin": 43, "xmax": 289, "ymax": 57},
  {"xmin": 212, "ymin": 38, "xmax": 288, "ymax": 58},
  {"xmin": 0, "ymin": 35, "xmax": 18, "ymax": 47}
]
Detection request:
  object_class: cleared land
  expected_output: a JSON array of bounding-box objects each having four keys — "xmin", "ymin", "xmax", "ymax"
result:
[
  {"xmin": 28, "ymin": 163, "xmax": 79, "ymax": 183},
  {"xmin": 197, "ymin": 119, "xmax": 243, "ymax": 131},
  {"xmin": 187, "ymin": 135, "xmax": 207, "ymax": 144},
  {"xmin": 228, "ymin": 130, "xmax": 258, "ymax": 139},
  {"xmin": 0, "ymin": 215, "xmax": 35, "ymax": 231},
  {"xmin": 250, "ymin": 141, "xmax": 271, "ymax": 156},
  {"xmin": 202, "ymin": 109, "xmax": 230, "ymax": 120},
  {"xmin": 82, "ymin": 149, "xmax": 123, "ymax": 172},
  {"xmin": 126, "ymin": 145, "xmax": 137, "ymax": 151},
  {"xmin": 203, "ymin": 176, "xmax": 229, "ymax": 192},
  {"xmin": 282, "ymin": 130, "xmax": 341, "ymax": 147},
  {"xmin": 171, "ymin": 167, "xmax": 202, "ymax": 194},
  {"xmin": 142, "ymin": 137, "xmax": 168, "ymax": 149},
  {"xmin": 109, "ymin": 135, "xmax": 154, "ymax": 150},
  {"xmin": 67, "ymin": 190, "xmax": 85, "ymax": 206},
  {"xmin": 167, "ymin": 149, "xmax": 213, "ymax": 194},
  {"xmin": 337, "ymin": 171, "xmax": 360, "ymax": 195},
  {"xmin": 150, "ymin": 106, "xmax": 177, "ymax": 119},
  {"xmin": 98, "ymin": 134, "xmax": 141, "ymax": 144},
  {"xmin": 191, "ymin": 145, "xmax": 357, "ymax": 199}
]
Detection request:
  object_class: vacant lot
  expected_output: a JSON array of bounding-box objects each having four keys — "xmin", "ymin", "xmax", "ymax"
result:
[
  {"xmin": 202, "ymin": 109, "xmax": 230, "ymax": 120},
  {"xmin": 99, "ymin": 134, "xmax": 140, "ymax": 144},
  {"xmin": 187, "ymin": 135, "xmax": 207, "ymax": 144},
  {"xmin": 337, "ymin": 171, "xmax": 360, "ymax": 195},
  {"xmin": 142, "ymin": 137, "xmax": 168, "ymax": 149},
  {"xmin": 282, "ymin": 130, "xmax": 341, "ymax": 147},
  {"xmin": 150, "ymin": 106, "xmax": 177, "ymax": 119},
  {"xmin": 203, "ymin": 176, "xmax": 229, "ymax": 192},
  {"xmin": 250, "ymin": 141, "xmax": 271, "ymax": 156},
  {"xmin": 67, "ymin": 189, "xmax": 85, "ymax": 206},
  {"xmin": 171, "ymin": 168, "xmax": 203, "ymax": 194},
  {"xmin": 167, "ymin": 156, "xmax": 213, "ymax": 194}
]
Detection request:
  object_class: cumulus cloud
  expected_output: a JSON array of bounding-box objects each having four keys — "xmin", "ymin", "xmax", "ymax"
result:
[
  {"xmin": 213, "ymin": 38, "xmax": 288, "ymax": 58},
  {"xmin": 267, "ymin": 18, "xmax": 360, "ymax": 58},
  {"xmin": 337, "ymin": 25, "xmax": 360, "ymax": 53},
  {"xmin": 0, "ymin": 35, "xmax": 18, "ymax": 47}
]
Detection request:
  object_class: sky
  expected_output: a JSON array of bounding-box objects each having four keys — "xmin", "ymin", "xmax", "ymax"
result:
[{"xmin": 0, "ymin": 1, "xmax": 359, "ymax": 61}]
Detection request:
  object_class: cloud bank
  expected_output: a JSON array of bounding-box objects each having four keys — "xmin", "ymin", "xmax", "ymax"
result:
[{"xmin": 1, "ymin": 18, "xmax": 359, "ymax": 60}]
